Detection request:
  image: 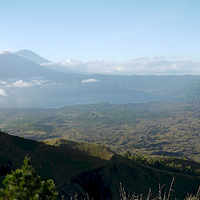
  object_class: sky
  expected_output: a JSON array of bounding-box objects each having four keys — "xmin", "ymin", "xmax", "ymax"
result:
[{"xmin": 1, "ymin": 0, "xmax": 200, "ymax": 75}]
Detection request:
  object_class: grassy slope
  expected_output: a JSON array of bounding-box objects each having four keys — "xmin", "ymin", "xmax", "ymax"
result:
[
  {"xmin": 0, "ymin": 131, "xmax": 114, "ymax": 188},
  {"xmin": 1, "ymin": 131, "xmax": 200, "ymax": 199}
]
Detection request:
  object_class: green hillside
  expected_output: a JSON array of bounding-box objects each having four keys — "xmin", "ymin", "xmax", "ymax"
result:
[
  {"xmin": 0, "ymin": 131, "xmax": 113, "ymax": 188},
  {"xmin": 1, "ymin": 101, "xmax": 200, "ymax": 162},
  {"xmin": 1, "ymin": 130, "xmax": 200, "ymax": 199}
]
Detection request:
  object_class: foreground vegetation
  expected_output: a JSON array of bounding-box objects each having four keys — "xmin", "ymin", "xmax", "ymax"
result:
[
  {"xmin": 1, "ymin": 101, "xmax": 200, "ymax": 162},
  {"xmin": 118, "ymin": 180, "xmax": 200, "ymax": 200},
  {"xmin": 0, "ymin": 156, "xmax": 57, "ymax": 200},
  {"xmin": 1, "ymin": 156, "xmax": 200, "ymax": 200}
]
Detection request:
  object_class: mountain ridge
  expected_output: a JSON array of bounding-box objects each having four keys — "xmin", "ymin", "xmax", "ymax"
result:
[
  {"xmin": 0, "ymin": 53, "xmax": 84, "ymax": 80},
  {"xmin": 1, "ymin": 130, "xmax": 200, "ymax": 199},
  {"xmin": 15, "ymin": 49, "xmax": 87, "ymax": 74},
  {"xmin": 15, "ymin": 49, "xmax": 51, "ymax": 64}
]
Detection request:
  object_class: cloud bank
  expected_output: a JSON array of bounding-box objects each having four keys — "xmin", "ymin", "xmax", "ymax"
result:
[
  {"xmin": 45, "ymin": 56, "xmax": 200, "ymax": 75},
  {"xmin": 12, "ymin": 80, "xmax": 46, "ymax": 88},
  {"xmin": 0, "ymin": 79, "xmax": 49, "ymax": 89}
]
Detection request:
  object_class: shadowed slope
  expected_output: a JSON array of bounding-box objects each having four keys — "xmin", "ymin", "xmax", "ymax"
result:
[
  {"xmin": 1, "ymin": 130, "xmax": 200, "ymax": 199},
  {"xmin": 60, "ymin": 155, "xmax": 200, "ymax": 200},
  {"xmin": 0, "ymin": 131, "xmax": 114, "ymax": 188}
]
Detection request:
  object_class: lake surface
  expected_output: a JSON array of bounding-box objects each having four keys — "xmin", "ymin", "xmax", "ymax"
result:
[
  {"xmin": 40, "ymin": 89, "xmax": 189, "ymax": 108},
  {"xmin": 0, "ymin": 86, "xmax": 190, "ymax": 109}
]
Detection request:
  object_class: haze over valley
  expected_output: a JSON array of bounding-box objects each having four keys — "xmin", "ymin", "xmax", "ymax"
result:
[{"xmin": 0, "ymin": 50, "xmax": 199, "ymax": 109}]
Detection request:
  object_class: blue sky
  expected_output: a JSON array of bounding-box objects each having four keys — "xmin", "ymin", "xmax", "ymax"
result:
[{"xmin": 1, "ymin": 0, "xmax": 200, "ymax": 74}]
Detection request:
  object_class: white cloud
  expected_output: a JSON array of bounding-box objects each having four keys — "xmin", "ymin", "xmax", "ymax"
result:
[
  {"xmin": 31, "ymin": 80, "xmax": 45, "ymax": 86},
  {"xmin": 0, "ymin": 81, "xmax": 7, "ymax": 85},
  {"xmin": 12, "ymin": 79, "xmax": 47, "ymax": 88},
  {"xmin": 0, "ymin": 49, "xmax": 13, "ymax": 54},
  {"xmin": 42, "ymin": 59, "xmax": 84, "ymax": 68},
  {"xmin": 41, "ymin": 60, "xmax": 87, "ymax": 73},
  {"xmin": 75, "ymin": 57, "xmax": 200, "ymax": 75},
  {"xmin": 114, "ymin": 66, "xmax": 125, "ymax": 71},
  {"xmin": 12, "ymin": 80, "xmax": 32, "ymax": 87},
  {"xmin": 81, "ymin": 79, "xmax": 99, "ymax": 83},
  {"xmin": 0, "ymin": 89, "xmax": 7, "ymax": 96},
  {"xmin": 63, "ymin": 59, "xmax": 83, "ymax": 67},
  {"xmin": 40, "ymin": 56, "xmax": 200, "ymax": 75},
  {"xmin": 41, "ymin": 62, "xmax": 52, "ymax": 66}
]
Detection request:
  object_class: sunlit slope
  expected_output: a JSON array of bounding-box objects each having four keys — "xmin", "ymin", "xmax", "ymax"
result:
[{"xmin": 2, "ymin": 101, "xmax": 200, "ymax": 162}]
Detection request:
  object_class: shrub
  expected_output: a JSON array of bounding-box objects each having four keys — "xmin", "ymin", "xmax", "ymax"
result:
[{"xmin": 0, "ymin": 155, "xmax": 58, "ymax": 200}]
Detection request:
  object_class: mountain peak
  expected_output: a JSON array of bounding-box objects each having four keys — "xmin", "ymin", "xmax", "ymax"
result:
[{"xmin": 15, "ymin": 49, "xmax": 51, "ymax": 64}]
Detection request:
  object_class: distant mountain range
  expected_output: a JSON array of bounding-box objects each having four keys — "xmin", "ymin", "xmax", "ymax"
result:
[
  {"xmin": 0, "ymin": 51, "xmax": 199, "ymax": 108},
  {"xmin": 15, "ymin": 49, "xmax": 87, "ymax": 74},
  {"xmin": 0, "ymin": 52, "xmax": 83, "ymax": 81},
  {"xmin": 1, "ymin": 130, "xmax": 200, "ymax": 199}
]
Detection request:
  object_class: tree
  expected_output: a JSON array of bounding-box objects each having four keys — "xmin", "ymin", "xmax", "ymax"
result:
[
  {"xmin": 0, "ymin": 155, "xmax": 58, "ymax": 200},
  {"xmin": 123, "ymin": 150, "xmax": 131, "ymax": 158}
]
